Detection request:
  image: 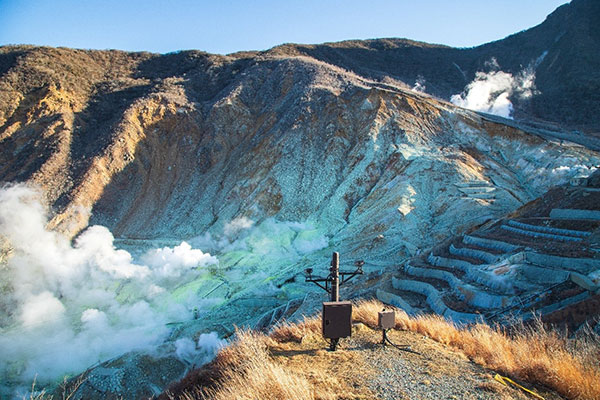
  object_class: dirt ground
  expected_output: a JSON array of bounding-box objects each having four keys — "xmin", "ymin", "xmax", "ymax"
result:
[{"xmin": 269, "ymin": 323, "xmax": 563, "ymax": 400}]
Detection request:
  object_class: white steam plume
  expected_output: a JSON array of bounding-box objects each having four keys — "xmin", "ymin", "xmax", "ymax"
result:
[
  {"xmin": 190, "ymin": 218, "xmax": 329, "ymax": 256},
  {"xmin": 450, "ymin": 58, "xmax": 538, "ymax": 119},
  {"xmin": 0, "ymin": 184, "xmax": 218, "ymax": 395},
  {"xmin": 0, "ymin": 184, "xmax": 332, "ymax": 397},
  {"xmin": 175, "ymin": 332, "xmax": 226, "ymax": 368},
  {"xmin": 223, "ymin": 216, "xmax": 255, "ymax": 238},
  {"xmin": 412, "ymin": 75, "xmax": 427, "ymax": 93}
]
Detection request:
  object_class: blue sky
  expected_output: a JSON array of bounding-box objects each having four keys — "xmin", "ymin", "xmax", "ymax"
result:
[{"xmin": 0, "ymin": 0, "xmax": 569, "ymax": 54}]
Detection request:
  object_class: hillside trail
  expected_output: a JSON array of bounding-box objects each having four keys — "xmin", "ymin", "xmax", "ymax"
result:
[{"xmin": 269, "ymin": 324, "xmax": 564, "ymax": 400}]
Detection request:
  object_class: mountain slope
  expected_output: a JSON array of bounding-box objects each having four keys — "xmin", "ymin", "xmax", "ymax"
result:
[
  {"xmin": 1, "ymin": 46, "xmax": 598, "ymax": 248},
  {"xmin": 267, "ymin": 0, "xmax": 600, "ymax": 131}
]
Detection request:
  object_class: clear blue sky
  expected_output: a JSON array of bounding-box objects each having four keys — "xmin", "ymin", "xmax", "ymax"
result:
[{"xmin": 0, "ymin": 0, "xmax": 569, "ymax": 55}]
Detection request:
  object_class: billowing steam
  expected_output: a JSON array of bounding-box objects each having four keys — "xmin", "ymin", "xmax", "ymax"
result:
[
  {"xmin": 175, "ymin": 332, "xmax": 226, "ymax": 368},
  {"xmin": 0, "ymin": 184, "xmax": 218, "ymax": 395},
  {"xmin": 412, "ymin": 75, "xmax": 427, "ymax": 93},
  {"xmin": 450, "ymin": 58, "xmax": 538, "ymax": 119},
  {"xmin": 0, "ymin": 184, "xmax": 331, "ymax": 396}
]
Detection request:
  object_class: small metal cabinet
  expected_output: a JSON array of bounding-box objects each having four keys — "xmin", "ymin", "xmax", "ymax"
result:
[
  {"xmin": 378, "ymin": 309, "xmax": 395, "ymax": 330},
  {"xmin": 322, "ymin": 301, "xmax": 352, "ymax": 339}
]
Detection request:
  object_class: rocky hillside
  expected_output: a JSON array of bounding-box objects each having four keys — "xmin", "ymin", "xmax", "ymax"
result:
[
  {"xmin": 373, "ymin": 171, "xmax": 600, "ymax": 334},
  {"xmin": 0, "ymin": 45, "xmax": 598, "ymax": 248},
  {"xmin": 159, "ymin": 301, "xmax": 599, "ymax": 400}
]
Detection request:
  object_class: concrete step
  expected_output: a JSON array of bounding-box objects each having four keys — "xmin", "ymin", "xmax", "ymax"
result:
[
  {"xmin": 517, "ymin": 252, "xmax": 600, "ymax": 275},
  {"xmin": 403, "ymin": 264, "xmax": 515, "ymax": 309},
  {"xmin": 425, "ymin": 255, "xmax": 520, "ymax": 294},
  {"xmin": 463, "ymin": 235, "xmax": 520, "ymax": 253},
  {"xmin": 392, "ymin": 277, "xmax": 481, "ymax": 324},
  {"xmin": 500, "ymin": 224, "xmax": 583, "ymax": 242},
  {"xmin": 428, "ymin": 253, "xmax": 477, "ymax": 272},
  {"xmin": 550, "ymin": 209, "xmax": 600, "ymax": 221},
  {"xmin": 403, "ymin": 263, "xmax": 460, "ymax": 289},
  {"xmin": 449, "ymin": 243, "xmax": 502, "ymax": 264},
  {"xmin": 507, "ymin": 220, "xmax": 591, "ymax": 238}
]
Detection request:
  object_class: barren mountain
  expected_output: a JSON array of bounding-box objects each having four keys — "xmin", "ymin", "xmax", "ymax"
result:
[{"xmin": 0, "ymin": 46, "xmax": 597, "ymax": 246}]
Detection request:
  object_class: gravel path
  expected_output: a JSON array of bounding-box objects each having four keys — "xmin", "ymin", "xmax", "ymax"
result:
[{"xmin": 333, "ymin": 325, "xmax": 564, "ymax": 400}]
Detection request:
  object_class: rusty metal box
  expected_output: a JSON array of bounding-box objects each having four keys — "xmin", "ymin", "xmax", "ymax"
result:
[
  {"xmin": 378, "ymin": 309, "xmax": 395, "ymax": 330},
  {"xmin": 322, "ymin": 301, "xmax": 352, "ymax": 339}
]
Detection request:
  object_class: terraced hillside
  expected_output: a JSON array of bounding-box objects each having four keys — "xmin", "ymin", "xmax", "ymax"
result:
[{"xmin": 375, "ymin": 174, "xmax": 600, "ymax": 331}]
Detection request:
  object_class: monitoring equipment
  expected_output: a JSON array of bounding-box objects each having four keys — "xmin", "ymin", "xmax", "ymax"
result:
[
  {"xmin": 304, "ymin": 252, "xmax": 363, "ymax": 350},
  {"xmin": 322, "ymin": 301, "xmax": 352, "ymax": 340},
  {"xmin": 378, "ymin": 308, "xmax": 419, "ymax": 354},
  {"xmin": 378, "ymin": 309, "xmax": 395, "ymax": 330}
]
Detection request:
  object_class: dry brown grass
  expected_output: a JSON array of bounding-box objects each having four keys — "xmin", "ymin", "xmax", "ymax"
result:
[
  {"xmin": 166, "ymin": 299, "xmax": 600, "ymax": 400},
  {"xmin": 198, "ymin": 330, "xmax": 315, "ymax": 400},
  {"xmin": 169, "ymin": 327, "xmax": 369, "ymax": 400},
  {"xmin": 353, "ymin": 300, "xmax": 600, "ymax": 400},
  {"xmin": 270, "ymin": 316, "xmax": 320, "ymax": 343}
]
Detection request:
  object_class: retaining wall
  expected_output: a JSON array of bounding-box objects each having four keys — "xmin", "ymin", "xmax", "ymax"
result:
[
  {"xmin": 501, "ymin": 225, "xmax": 582, "ymax": 242},
  {"xmin": 450, "ymin": 243, "xmax": 501, "ymax": 264},
  {"xmin": 392, "ymin": 278, "xmax": 480, "ymax": 324},
  {"xmin": 524, "ymin": 252, "xmax": 600, "ymax": 274},
  {"xmin": 550, "ymin": 209, "xmax": 600, "ymax": 221},
  {"xmin": 508, "ymin": 220, "xmax": 590, "ymax": 237},
  {"xmin": 463, "ymin": 235, "xmax": 520, "ymax": 253}
]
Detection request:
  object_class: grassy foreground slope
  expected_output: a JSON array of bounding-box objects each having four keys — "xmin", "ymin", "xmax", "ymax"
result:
[{"xmin": 161, "ymin": 301, "xmax": 600, "ymax": 400}]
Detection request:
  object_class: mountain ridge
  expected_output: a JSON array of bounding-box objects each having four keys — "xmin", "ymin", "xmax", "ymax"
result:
[
  {"xmin": 2, "ymin": 0, "xmax": 599, "ymax": 132},
  {"xmin": 261, "ymin": 0, "xmax": 600, "ymax": 131}
]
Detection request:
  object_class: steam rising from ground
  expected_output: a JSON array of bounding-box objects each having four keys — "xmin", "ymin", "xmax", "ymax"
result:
[
  {"xmin": 0, "ymin": 184, "xmax": 331, "ymax": 396},
  {"xmin": 412, "ymin": 75, "xmax": 427, "ymax": 93},
  {"xmin": 451, "ymin": 58, "xmax": 538, "ymax": 118},
  {"xmin": 175, "ymin": 332, "xmax": 226, "ymax": 368},
  {"xmin": 0, "ymin": 185, "xmax": 217, "ymax": 394}
]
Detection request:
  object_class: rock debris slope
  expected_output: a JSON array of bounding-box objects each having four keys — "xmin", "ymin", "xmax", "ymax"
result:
[{"xmin": 0, "ymin": 47, "xmax": 598, "ymax": 254}]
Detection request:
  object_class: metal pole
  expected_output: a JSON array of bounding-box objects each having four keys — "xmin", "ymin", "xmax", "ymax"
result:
[{"xmin": 330, "ymin": 252, "xmax": 339, "ymax": 302}]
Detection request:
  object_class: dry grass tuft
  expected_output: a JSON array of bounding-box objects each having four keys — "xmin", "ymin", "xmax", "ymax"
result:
[
  {"xmin": 270, "ymin": 316, "xmax": 320, "ymax": 344},
  {"xmin": 171, "ymin": 329, "xmax": 351, "ymax": 400},
  {"xmin": 197, "ymin": 330, "xmax": 316, "ymax": 400}
]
